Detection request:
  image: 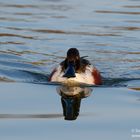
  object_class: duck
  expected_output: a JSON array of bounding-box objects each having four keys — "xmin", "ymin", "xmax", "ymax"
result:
[{"xmin": 49, "ymin": 48, "xmax": 102, "ymax": 85}]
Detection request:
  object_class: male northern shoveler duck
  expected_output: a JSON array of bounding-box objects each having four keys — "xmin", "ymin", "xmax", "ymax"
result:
[{"xmin": 49, "ymin": 48, "xmax": 102, "ymax": 85}]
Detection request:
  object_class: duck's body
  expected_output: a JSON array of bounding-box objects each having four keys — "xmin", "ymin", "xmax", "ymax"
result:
[
  {"xmin": 49, "ymin": 48, "xmax": 102, "ymax": 85},
  {"xmin": 50, "ymin": 60, "xmax": 102, "ymax": 85}
]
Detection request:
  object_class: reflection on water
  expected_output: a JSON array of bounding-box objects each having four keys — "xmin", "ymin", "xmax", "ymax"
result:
[
  {"xmin": 57, "ymin": 86, "xmax": 92, "ymax": 120},
  {"xmin": 0, "ymin": 85, "xmax": 92, "ymax": 121}
]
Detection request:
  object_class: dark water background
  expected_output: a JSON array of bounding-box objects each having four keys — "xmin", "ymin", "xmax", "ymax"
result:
[{"xmin": 0, "ymin": 0, "xmax": 140, "ymax": 85}]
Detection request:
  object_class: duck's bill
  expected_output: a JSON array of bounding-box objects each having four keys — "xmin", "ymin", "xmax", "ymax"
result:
[{"xmin": 63, "ymin": 62, "xmax": 76, "ymax": 78}]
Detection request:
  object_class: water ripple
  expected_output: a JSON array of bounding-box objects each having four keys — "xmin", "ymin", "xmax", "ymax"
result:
[
  {"xmin": 112, "ymin": 26, "xmax": 140, "ymax": 31},
  {"xmin": 30, "ymin": 29, "xmax": 121, "ymax": 36},
  {"xmin": 0, "ymin": 17, "xmax": 31, "ymax": 22},
  {"xmin": 2, "ymin": 27, "xmax": 120, "ymax": 37},
  {"xmin": 0, "ymin": 3, "xmax": 73, "ymax": 11},
  {"xmin": 123, "ymin": 5, "xmax": 140, "ymax": 8},
  {"xmin": 0, "ymin": 41, "xmax": 25, "ymax": 45},
  {"xmin": 95, "ymin": 10, "xmax": 140, "ymax": 15},
  {"xmin": 0, "ymin": 33, "xmax": 37, "ymax": 39},
  {"xmin": 95, "ymin": 50, "xmax": 140, "ymax": 55},
  {"xmin": 0, "ymin": 3, "xmax": 38, "ymax": 8}
]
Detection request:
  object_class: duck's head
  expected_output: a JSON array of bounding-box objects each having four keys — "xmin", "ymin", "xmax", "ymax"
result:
[{"xmin": 63, "ymin": 48, "xmax": 80, "ymax": 78}]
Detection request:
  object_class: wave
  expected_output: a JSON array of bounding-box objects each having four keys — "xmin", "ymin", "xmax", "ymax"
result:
[
  {"xmin": 123, "ymin": 5, "xmax": 140, "ymax": 9},
  {"xmin": 0, "ymin": 69, "xmax": 49, "ymax": 83},
  {"xmin": 102, "ymin": 77, "xmax": 140, "ymax": 87},
  {"xmin": 2, "ymin": 27, "xmax": 120, "ymax": 37},
  {"xmin": 0, "ymin": 33, "xmax": 36, "ymax": 39},
  {"xmin": 95, "ymin": 10, "xmax": 140, "ymax": 15},
  {"xmin": 29, "ymin": 77, "xmax": 140, "ymax": 88}
]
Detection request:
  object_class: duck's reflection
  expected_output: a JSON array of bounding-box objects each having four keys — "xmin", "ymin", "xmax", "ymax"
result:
[{"xmin": 57, "ymin": 86, "xmax": 92, "ymax": 120}]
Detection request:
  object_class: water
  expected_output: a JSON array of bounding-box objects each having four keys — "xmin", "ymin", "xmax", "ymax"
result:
[
  {"xmin": 0, "ymin": 82, "xmax": 140, "ymax": 140},
  {"xmin": 0, "ymin": 0, "xmax": 140, "ymax": 139},
  {"xmin": 0, "ymin": 0, "xmax": 140, "ymax": 84}
]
